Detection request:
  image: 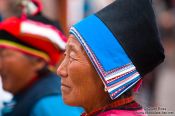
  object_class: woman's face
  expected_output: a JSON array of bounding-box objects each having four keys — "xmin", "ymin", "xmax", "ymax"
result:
[
  {"xmin": 0, "ymin": 48, "xmax": 43, "ymax": 94},
  {"xmin": 57, "ymin": 35, "xmax": 110, "ymax": 109}
]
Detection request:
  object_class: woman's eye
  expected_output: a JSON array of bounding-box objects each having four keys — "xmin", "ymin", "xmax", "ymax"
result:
[
  {"xmin": 69, "ymin": 55, "xmax": 77, "ymax": 63},
  {"xmin": 70, "ymin": 52, "xmax": 76, "ymax": 59},
  {"xmin": 69, "ymin": 57, "xmax": 73, "ymax": 64},
  {"xmin": 69, "ymin": 55, "xmax": 76, "ymax": 61},
  {"xmin": 68, "ymin": 51, "xmax": 78, "ymax": 63}
]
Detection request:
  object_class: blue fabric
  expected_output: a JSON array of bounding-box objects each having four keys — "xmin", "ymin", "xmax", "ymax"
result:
[
  {"xmin": 73, "ymin": 15, "xmax": 131, "ymax": 72},
  {"xmin": 1, "ymin": 100, "xmax": 16, "ymax": 115},
  {"xmin": 30, "ymin": 96, "xmax": 83, "ymax": 116}
]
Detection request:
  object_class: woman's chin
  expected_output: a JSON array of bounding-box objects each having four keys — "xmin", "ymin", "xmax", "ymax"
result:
[
  {"xmin": 62, "ymin": 94, "xmax": 79, "ymax": 106},
  {"xmin": 2, "ymin": 84, "xmax": 13, "ymax": 93},
  {"xmin": 2, "ymin": 80, "xmax": 10, "ymax": 91}
]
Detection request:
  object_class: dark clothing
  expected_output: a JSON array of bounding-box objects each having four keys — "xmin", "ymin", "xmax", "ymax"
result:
[{"xmin": 2, "ymin": 73, "xmax": 60, "ymax": 116}]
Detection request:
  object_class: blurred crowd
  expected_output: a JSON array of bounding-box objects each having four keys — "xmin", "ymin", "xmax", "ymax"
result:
[
  {"xmin": 136, "ymin": 0, "xmax": 175, "ymax": 112},
  {"xmin": 0, "ymin": 0, "xmax": 175, "ymax": 116}
]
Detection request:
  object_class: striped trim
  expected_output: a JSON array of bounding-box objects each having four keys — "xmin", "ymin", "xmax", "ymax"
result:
[
  {"xmin": 21, "ymin": 20, "xmax": 66, "ymax": 50},
  {"xmin": 0, "ymin": 40, "xmax": 50, "ymax": 62},
  {"xmin": 70, "ymin": 15, "xmax": 141, "ymax": 100}
]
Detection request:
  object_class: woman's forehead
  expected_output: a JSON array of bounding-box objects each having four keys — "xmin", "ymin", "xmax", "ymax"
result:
[
  {"xmin": 67, "ymin": 35, "xmax": 82, "ymax": 50},
  {"xmin": 0, "ymin": 48, "xmax": 12, "ymax": 52},
  {"xmin": 0, "ymin": 48, "xmax": 22, "ymax": 56}
]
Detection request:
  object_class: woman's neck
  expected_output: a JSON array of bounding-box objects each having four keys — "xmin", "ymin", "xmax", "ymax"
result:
[
  {"xmin": 83, "ymin": 92, "xmax": 133, "ymax": 115},
  {"xmin": 84, "ymin": 95, "xmax": 112, "ymax": 113}
]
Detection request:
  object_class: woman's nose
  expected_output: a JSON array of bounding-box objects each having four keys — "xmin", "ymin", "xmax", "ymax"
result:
[{"xmin": 57, "ymin": 59, "xmax": 68, "ymax": 78}]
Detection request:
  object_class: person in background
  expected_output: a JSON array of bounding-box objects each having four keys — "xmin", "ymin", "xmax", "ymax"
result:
[
  {"xmin": 0, "ymin": 0, "xmax": 22, "ymax": 20},
  {"xmin": 0, "ymin": 17, "xmax": 82, "ymax": 116},
  {"xmin": 0, "ymin": 0, "xmax": 63, "ymax": 31},
  {"xmin": 0, "ymin": 0, "xmax": 21, "ymax": 113},
  {"xmin": 57, "ymin": 0, "xmax": 165, "ymax": 115}
]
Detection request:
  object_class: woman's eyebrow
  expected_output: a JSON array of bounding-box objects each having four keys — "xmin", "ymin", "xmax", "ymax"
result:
[{"xmin": 68, "ymin": 44, "xmax": 80, "ymax": 53}]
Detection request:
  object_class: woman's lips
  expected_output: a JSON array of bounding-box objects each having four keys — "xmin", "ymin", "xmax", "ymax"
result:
[
  {"xmin": 61, "ymin": 83, "xmax": 71, "ymax": 94},
  {"xmin": 61, "ymin": 83, "xmax": 71, "ymax": 88}
]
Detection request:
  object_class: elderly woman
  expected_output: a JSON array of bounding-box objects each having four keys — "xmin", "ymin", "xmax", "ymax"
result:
[{"xmin": 57, "ymin": 0, "xmax": 165, "ymax": 115}]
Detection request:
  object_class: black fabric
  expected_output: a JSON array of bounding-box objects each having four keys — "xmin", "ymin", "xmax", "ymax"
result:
[
  {"xmin": 96, "ymin": 0, "xmax": 165, "ymax": 76},
  {"xmin": 2, "ymin": 72, "xmax": 61, "ymax": 116}
]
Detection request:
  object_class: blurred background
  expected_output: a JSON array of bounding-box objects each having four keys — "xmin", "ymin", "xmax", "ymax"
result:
[{"xmin": 0, "ymin": 0, "xmax": 175, "ymax": 116}]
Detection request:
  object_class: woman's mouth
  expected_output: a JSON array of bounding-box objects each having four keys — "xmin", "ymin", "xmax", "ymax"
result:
[
  {"xmin": 61, "ymin": 83, "xmax": 70, "ymax": 88},
  {"xmin": 61, "ymin": 83, "xmax": 71, "ymax": 94}
]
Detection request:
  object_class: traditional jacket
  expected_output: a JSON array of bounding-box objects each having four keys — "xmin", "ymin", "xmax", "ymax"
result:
[{"xmin": 81, "ymin": 97, "xmax": 147, "ymax": 116}]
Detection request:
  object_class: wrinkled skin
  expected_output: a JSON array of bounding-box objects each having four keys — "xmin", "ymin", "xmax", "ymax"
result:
[{"xmin": 57, "ymin": 35, "xmax": 111, "ymax": 113}]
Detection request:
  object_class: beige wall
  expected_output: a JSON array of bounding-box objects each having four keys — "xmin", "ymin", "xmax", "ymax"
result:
[{"xmin": 41, "ymin": 0, "xmax": 58, "ymax": 20}]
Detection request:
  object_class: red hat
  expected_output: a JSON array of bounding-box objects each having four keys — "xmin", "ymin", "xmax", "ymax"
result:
[{"xmin": 0, "ymin": 17, "xmax": 67, "ymax": 70}]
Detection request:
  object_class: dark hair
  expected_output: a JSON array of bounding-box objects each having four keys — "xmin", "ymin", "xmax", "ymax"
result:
[
  {"xmin": 37, "ymin": 63, "xmax": 50, "ymax": 77},
  {"xmin": 25, "ymin": 54, "xmax": 50, "ymax": 77}
]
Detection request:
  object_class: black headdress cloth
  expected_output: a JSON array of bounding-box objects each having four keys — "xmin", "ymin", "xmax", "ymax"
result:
[{"xmin": 70, "ymin": 0, "xmax": 165, "ymax": 100}]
